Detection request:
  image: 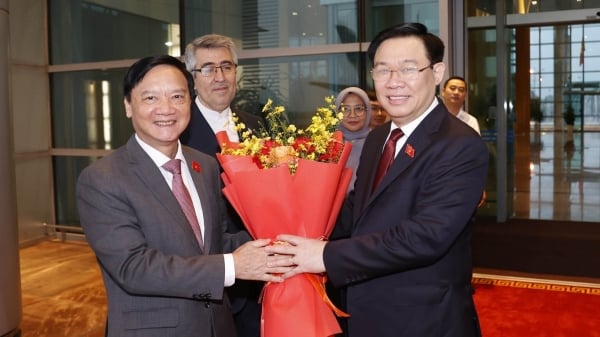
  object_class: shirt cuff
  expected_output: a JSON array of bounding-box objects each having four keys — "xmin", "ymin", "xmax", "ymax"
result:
[{"xmin": 224, "ymin": 253, "xmax": 235, "ymax": 287}]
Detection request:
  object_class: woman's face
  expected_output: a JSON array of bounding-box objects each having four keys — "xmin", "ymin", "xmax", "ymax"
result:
[{"xmin": 339, "ymin": 93, "xmax": 368, "ymax": 132}]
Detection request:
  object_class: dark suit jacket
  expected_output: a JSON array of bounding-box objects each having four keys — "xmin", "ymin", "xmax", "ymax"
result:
[
  {"xmin": 180, "ymin": 102, "xmax": 263, "ymax": 161},
  {"xmin": 76, "ymin": 136, "xmax": 250, "ymax": 337},
  {"xmin": 326, "ymin": 99, "xmax": 487, "ymax": 337}
]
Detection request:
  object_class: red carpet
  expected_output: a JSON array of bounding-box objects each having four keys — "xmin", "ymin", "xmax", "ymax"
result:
[{"xmin": 473, "ymin": 277, "xmax": 600, "ymax": 337}]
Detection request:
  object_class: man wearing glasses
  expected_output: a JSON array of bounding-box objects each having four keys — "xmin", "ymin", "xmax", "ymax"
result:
[
  {"xmin": 267, "ymin": 23, "xmax": 486, "ymax": 337},
  {"xmin": 181, "ymin": 34, "xmax": 263, "ymax": 337}
]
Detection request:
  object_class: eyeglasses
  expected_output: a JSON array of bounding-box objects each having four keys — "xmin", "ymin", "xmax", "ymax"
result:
[
  {"xmin": 339, "ymin": 104, "xmax": 366, "ymax": 116},
  {"xmin": 192, "ymin": 62, "xmax": 237, "ymax": 77},
  {"xmin": 370, "ymin": 64, "xmax": 433, "ymax": 82}
]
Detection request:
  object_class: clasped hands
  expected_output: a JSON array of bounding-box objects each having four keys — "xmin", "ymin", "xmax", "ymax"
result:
[{"xmin": 233, "ymin": 235, "xmax": 328, "ymax": 283}]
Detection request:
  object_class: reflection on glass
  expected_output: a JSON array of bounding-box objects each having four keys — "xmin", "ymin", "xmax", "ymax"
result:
[
  {"xmin": 468, "ymin": 0, "xmax": 591, "ymax": 16},
  {"xmin": 365, "ymin": 0, "xmax": 439, "ymax": 40},
  {"xmin": 51, "ymin": 70, "xmax": 133, "ymax": 149},
  {"xmin": 183, "ymin": 0, "xmax": 358, "ymax": 49},
  {"xmin": 235, "ymin": 53, "xmax": 359, "ymax": 127},
  {"xmin": 49, "ymin": 1, "xmax": 180, "ymax": 64},
  {"xmin": 53, "ymin": 156, "xmax": 100, "ymax": 225},
  {"xmin": 528, "ymin": 24, "xmax": 600, "ymax": 130}
]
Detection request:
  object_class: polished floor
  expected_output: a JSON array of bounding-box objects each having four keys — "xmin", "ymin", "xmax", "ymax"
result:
[
  {"xmin": 19, "ymin": 240, "xmax": 106, "ymax": 337},
  {"xmin": 18, "ymin": 240, "xmax": 600, "ymax": 337},
  {"xmin": 513, "ymin": 130, "xmax": 600, "ymax": 222}
]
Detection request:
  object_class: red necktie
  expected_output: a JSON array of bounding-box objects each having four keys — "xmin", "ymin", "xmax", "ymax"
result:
[
  {"xmin": 163, "ymin": 159, "xmax": 204, "ymax": 251},
  {"xmin": 372, "ymin": 128, "xmax": 404, "ymax": 193}
]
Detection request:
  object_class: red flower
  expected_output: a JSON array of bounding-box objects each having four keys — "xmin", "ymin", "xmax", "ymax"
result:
[
  {"xmin": 293, "ymin": 136, "xmax": 315, "ymax": 154},
  {"xmin": 318, "ymin": 140, "xmax": 344, "ymax": 162},
  {"xmin": 192, "ymin": 160, "xmax": 202, "ymax": 173},
  {"xmin": 405, "ymin": 144, "xmax": 415, "ymax": 158}
]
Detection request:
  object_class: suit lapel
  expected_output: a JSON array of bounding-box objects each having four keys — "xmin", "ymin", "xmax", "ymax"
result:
[{"xmin": 125, "ymin": 137, "xmax": 205, "ymax": 253}]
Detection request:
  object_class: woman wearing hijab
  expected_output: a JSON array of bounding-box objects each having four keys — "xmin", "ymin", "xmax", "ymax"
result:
[{"xmin": 335, "ymin": 87, "xmax": 372, "ymax": 193}]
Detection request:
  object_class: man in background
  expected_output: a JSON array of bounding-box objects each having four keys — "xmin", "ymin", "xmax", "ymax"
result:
[
  {"xmin": 441, "ymin": 76, "xmax": 480, "ymax": 134},
  {"xmin": 441, "ymin": 76, "xmax": 486, "ymax": 207},
  {"xmin": 180, "ymin": 34, "xmax": 263, "ymax": 337},
  {"xmin": 367, "ymin": 90, "xmax": 389, "ymax": 129}
]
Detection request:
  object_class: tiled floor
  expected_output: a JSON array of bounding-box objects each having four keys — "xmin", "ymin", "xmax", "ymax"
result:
[{"xmin": 514, "ymin": 130, "xmax": 600, "ymax": 222}]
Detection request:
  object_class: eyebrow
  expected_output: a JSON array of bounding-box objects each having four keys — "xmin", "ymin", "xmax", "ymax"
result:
[
  {"xmin": 199, "ymin": 60, "xmax": 234, "ymax": 68},
  {"xmin": 139, "ymin": 88, "xmax": 188, "ymax": 96},
  {"xmin": 374, "ymin": 59, "xmax": 419, "ymax": 67}
]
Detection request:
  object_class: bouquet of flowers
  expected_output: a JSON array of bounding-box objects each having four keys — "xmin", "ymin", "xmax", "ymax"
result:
[{"xmin": 216, "ymin": 97, "xmax": 352, "ymax": 337}]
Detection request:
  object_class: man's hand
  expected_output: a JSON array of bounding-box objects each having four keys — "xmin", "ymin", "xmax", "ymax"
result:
[
  {"xmin": 232, "ymin": 239, "xmax": 288, "ymax": 282},
  {"xmin": 478, "ymin": 190, "xmax": 486, "ymax": 208},
  {"xmin": 265, "ymin": 235, "xmax": 327, "ymax": 279}
]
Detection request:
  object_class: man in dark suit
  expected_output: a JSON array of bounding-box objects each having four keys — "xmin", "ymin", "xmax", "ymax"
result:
[
  {"xmin": 267, "ymin": 23, "xmax": 487, "ymax": 337},
  {"xmin": 180, "ymin": 34, "xmax": 263, "ymax": 337},
  {"xmin": 76, "ymin": 55, "xmax": 283, "ymax": 337}
]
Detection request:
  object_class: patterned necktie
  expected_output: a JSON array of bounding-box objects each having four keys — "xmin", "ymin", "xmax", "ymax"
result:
[
  {"xmin": 372, "ymin": 128, "xmax": 404, "ymax": 193},
  {"xmin": 162, "ymin": 159, "xmax": 204, "ymax": 251}
]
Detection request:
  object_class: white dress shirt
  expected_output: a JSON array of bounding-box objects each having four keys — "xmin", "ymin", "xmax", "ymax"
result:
[{"xmin": 195, "ymin": 97, "xmax": 240, "ymax": 142}]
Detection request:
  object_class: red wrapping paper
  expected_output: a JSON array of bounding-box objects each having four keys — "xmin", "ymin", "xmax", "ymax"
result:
[{"xmin": 216, "ymin": 131, "xmax": 352, "ymax": 337}]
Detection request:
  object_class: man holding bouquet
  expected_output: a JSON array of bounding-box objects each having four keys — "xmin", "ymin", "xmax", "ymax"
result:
[
  {"xmin": 267, "ymin": 23, "xmax": 486, "ymax": 337},
  {"xmin": 77, "ymin": 55, "xmax": 283, "ymax": 336}
]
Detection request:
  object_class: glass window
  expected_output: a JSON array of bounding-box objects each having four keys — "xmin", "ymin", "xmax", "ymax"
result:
[
  {"xmin": 182, "ymin": 0, "xmax": 358, "ymax": 49},
  {"xmin": 49, "ymin": 1, "xmax": 180, "ymax": 64},
  {"xmin": 51, "ymin": 70, "xmax": 133, "ymax": 149},
  {"xmin": 365, "ymin": 0, "xmax": 439, "ymax": 40},
  {"xmin": 53, "ymin": 156, "xmax": 100, "ymax": 225},
  {"xmin": 469, "ymin": 0, "xmax": 596, "ymax": 16},
  {"xmin": 235, "ymin": 53, "xmax": 360, "ymax": 127}
]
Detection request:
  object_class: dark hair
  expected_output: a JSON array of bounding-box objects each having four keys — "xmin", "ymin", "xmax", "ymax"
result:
[
  {"xmin": 366, "ymin": 90, "xmax": 377, "ymax": 101},
  {"xmin": 367, "ymin": 23, "xmax": 445, "ymax": 65},
  {"xmin": 443, "ymin": 76, "xmax": 466, "ymax": 89},
  {"xmin": 123, "ymin": 55, "xmax": 194, "ymax": 101}
]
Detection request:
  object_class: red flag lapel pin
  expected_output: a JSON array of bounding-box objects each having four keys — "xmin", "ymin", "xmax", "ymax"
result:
[
  {"xmin": 192, "ymin": 160, "xmax": 202, "ymax": 173},
  {"xmin": 405, "ymin": 144, "xmax": 415, "ymax": 158}
]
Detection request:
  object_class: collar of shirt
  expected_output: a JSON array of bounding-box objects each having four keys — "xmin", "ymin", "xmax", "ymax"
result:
[
  {"xmin": 456, "ymin": 108, "xmax": 469, "ymax": 122},
  {"xmin": 135, "ymin": 134, "xmax": 206, "ymax": 240},
  {"xmin": 385, "ymin": 97, "xmax": 438, "ymax": 156},
  {"xmin": 135, "ymin": 134, "xmax": 185, "ymax": 172},
  {"xmin": 195, "ymin": 97, "xmax": 239, "ymax": 142}
]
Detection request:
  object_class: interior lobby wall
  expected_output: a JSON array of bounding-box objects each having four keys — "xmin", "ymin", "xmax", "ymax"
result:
[{"xmin": 10, "ymin": 0, "xmax": 53, "ymax": 245}]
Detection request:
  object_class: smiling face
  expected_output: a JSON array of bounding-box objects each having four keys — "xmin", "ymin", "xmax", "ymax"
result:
[
  {"xmin": 373, "ymin": 36, "xmax": 445, "ymax": 126},
  {"xmin": 193, "ymin": 47, "xmax": 237, "ymax": 112},
  {"xmin": 124, "ymin": 64, "xmax": 191, "ymax": 157}
]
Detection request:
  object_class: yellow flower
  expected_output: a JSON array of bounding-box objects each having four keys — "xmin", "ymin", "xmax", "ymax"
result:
[{"xmin": 222, "ymin": 96, "xmax": 343, "ymax": 173}]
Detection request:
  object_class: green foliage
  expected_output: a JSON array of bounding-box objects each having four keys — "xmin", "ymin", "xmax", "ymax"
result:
[{"xmin": 530, "ymin": 97, "xmax": 543, "ymax": 123}]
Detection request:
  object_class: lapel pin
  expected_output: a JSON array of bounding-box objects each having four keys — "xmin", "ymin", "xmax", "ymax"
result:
[
  {"xmin": 192, "ymin": 160, "xmax": 202, "ymax": 173},
  {"xmin": 405, "ymin": 144, "xmax": 415, "ymax": 158}
]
